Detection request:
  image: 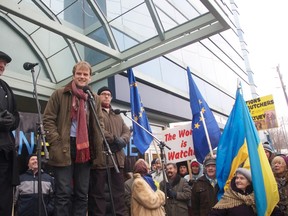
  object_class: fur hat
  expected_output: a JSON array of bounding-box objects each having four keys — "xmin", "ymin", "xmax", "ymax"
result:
[
  {"xmin": 0, "ymin": 51, "xmax": 12, "ymax": 63},
  {"xmin": 236, "ymin": 168, "xmax": 252, "ymax": 182},
  {"xmin": 97, "ymin": 86, "xmax": 112, "ymax": 96}
]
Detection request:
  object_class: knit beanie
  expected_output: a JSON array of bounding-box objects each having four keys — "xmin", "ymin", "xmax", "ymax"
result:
[
  {"xmin": 97, "ymin": 86, "xmax": 112, "ymax": 96},
  {"xmin": 281, "ymin": 155, "xmax": 288, "ymax": 167},
  {"xmin": 236, "ymin": 168, "xmax": 252, "ymax": 182},
  {"xmin": 263, "ymin": 143, "xmax": 273, "ymax": 154}
]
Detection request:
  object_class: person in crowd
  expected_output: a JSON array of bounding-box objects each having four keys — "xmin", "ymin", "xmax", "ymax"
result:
[
  {"xmin": 160, "ymin": 163, "xmax": 191, "ymax": 216},
  {"xmin": 131, "ymin": 158, "xmax": 165, "ymax": 216},
  {"xmin": 184, "ymin": 159, "xmax": 204, "ymax": 185},
  {"xmin": 190, "ymin": 156, "xmax": 219, "ymax": 216},
  {"xmin": 177, "ymin": 161, "xmax": 189, "ymax": 177},
  {"xmin": 209, "ymin": 168, "xmax": 256, "ymax": 216},
  {"xmin": 43, "ymin": 61, "xmax": 104, "ymax": 216},
  {"xmin": 151, "ymin": 158, "xmax": 164, "ymax": 185},
  {"xmin": 88, "ymin": 86, "xmax": 131, "ymax": 216},
  {"xmin": 263, "ymin": 141, "xmax": 274, "ymax": 164},
  {"xmin": 124, "ymin": 172, "xmax": 134, "ymax": 216},
  {"xmin": 271, "ymin": 155, "xmax": 288, "ymax": 215},
  {"xmin": 15, "ymin": 154, "xmax": 55, "ymax": 216},
  {"xmin": 150, "ymin": 158, "xmax": 158, "ymax": 174},
  {"xmin": 184, "ymin": 159, "xmax": 204, "ymax": 216},
  {"xmin": 0, "ymin": 51, "xmax": 20, "ymax": 216}
]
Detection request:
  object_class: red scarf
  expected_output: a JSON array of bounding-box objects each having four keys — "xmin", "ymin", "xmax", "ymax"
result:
[{"xmin": 71, "ymin": 81, "xmax": 90, "ymax": 163}]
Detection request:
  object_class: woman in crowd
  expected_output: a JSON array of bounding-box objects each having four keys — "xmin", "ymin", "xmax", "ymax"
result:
[
  {"xmin": 209, "ymin": 168, "xmax": 256, "ymax": 216},
  {"xmin": 271, "ymin": 155, "xmax": 288, "ymax": 215},
  {"xmin": 131, "ymin": 159, "xmax": 165, "ymax": 216}
]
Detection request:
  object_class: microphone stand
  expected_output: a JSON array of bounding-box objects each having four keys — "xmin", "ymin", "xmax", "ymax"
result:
[
  {"xmin": 85, "ymin": 96, "xmax": 118, "ymax": 216},
  {"xmin": 29, "ymin": 66, "xmax": 49, "ymax": 216},
  {"xmin": 122, "ymin": 111, "xmax": 170, "ymax": 192}
]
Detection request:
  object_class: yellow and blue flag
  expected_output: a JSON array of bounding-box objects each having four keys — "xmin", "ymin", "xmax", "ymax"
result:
[
  {"xmin": 187, "ymin": 67, "xmax": 221, "ymax": 163},
  {"xmin": 128, "ymin": 68, "xmax": 153, "ymax": 154},
  {"xmin": 216, "ymin": 88, "xmax": 279, "ymax": 216}
]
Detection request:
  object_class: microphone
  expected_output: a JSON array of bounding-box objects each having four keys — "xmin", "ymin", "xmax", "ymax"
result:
[
  {"xmin": 82, "ymin": 86, "xmax": 94, "ymax": 100},
  {"xmin": 114, "ymin": 109, "xmax": 131, "ymax": 115},
  {"xmin": 23, "ymin": 62, "xmax": 39, "ymax": 70}
]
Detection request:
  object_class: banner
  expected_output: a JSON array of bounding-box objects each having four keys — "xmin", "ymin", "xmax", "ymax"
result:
[
  {"xmin": 246, "ymin": 94, "xmax": 278, "ymax": 130},
  {"xmin": 14, "ymin": 112, "xmax": 138, "ymax": 174},
  {"xmin": 162, "ymin": 122, "xmax": 194, "ymax": 163}
]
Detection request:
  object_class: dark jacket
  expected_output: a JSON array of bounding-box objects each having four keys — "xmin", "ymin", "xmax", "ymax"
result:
[
  {"xmin": 15, "ymin": 169, "xmax": 54, "ymax": 216},
  {"xmin": 92, "ymin": 107, "xmax": 130, "ymax": 169},
  {"xmin": 43, "ymin": 82, "xmax": 104, "ymax": 166},
  {"xmin": 0, "ymin": 79, "xmax": 20, "ymax": 185},
  {"xmin": 160, "ymin": 174, "xmax": 191, "ymax": 216},
  {"xmin": 191, "ymin": 175, "xmax": 219, "ymax": 216}
]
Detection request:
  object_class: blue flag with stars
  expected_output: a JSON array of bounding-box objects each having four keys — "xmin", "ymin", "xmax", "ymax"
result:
[
  {"xmin": 128, "ymin": 68, "xmax": 153, "ymax": 154},
  {"xmin": 187, "ymin": 67, "xmax": 221, "ymax": 163}
]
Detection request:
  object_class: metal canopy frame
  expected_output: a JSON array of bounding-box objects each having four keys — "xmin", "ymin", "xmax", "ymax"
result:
[{"xmin": 0, "ymin": 0, "xmax": 232, "ymax": 91}]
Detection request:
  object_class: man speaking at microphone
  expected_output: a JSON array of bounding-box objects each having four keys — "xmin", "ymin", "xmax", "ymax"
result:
[
  {"xmin": 88, "ymin": 86, "xmax": 131, "ymax": 216},
  {"xmin": 43, "ymin": 61, "xmax": 104, "ymax": 216}
]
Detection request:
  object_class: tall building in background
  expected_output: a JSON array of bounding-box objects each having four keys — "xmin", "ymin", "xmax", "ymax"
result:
[{"xmin": 0, "ymin": 0, "xmax": 257, "ymax": 153}]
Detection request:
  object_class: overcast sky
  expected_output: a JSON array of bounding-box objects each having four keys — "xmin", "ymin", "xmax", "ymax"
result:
[{"xmin": 236, "ymin": 1, "xmax": 288, "ymax": 118}]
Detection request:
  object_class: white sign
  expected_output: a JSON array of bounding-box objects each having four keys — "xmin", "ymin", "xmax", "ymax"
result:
[{"xmin": 161, "ymin": 122, "xmax": 194, "ymax": 163}]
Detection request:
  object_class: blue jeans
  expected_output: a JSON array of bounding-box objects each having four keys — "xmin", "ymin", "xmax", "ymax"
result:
[{"xmin": 53, "ymin": 161, "xmax": 91, "ymax": 216}]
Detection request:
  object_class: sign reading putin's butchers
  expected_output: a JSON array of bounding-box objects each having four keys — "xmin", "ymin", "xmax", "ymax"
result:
[{"xmin": 246, "ymin": 94, "xmax": 278, "ymax": 130}]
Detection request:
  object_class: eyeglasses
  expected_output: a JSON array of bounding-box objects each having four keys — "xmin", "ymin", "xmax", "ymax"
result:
[{"xmin": 100, "ymin": 92, "xmax": 112, "ymax": 97}]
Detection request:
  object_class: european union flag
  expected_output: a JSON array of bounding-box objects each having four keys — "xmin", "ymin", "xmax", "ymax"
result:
[
  {"xmin": 187, "ymin": 67, "xmax": 221, "ymax": 163},
  {"xmin": 128, "ymin": 68, "xmax": 153, "ymax": 154},
  {"xmin": 216, "ymin": 88, "xmax": 279, "ymax": 216}
]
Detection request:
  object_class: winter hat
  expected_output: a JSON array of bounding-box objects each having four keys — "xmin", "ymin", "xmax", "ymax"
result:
[
  {"xmin": 0, "ymin": 51, "xmax": 12, "ymax": 63},
  {"xmin": 191, "ymin": 161, "xmax": 200, "ymax": 167},
  {"xmin": 263, "ymin": 142, "xmax": 273, "ymax": 154},
  {"xmin": 280, "ymin": 155, "xmax": 288, "ymax": 167},
  {"xmin": 236, "ymin": 168, "xmax": 252, "ymax": 182},
  {"xmin": 97, "ymin": 86, "xmax": 112, "ymax": 96},
  {"xmin": 204, "ymin": 157, "xmax": 216, "ymax": 167},
  {"xmin": 26, "ymin": 153, "xmax": 37, "ymax": 166}
]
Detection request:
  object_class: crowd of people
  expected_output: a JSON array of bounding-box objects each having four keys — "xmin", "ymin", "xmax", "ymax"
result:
[{"xmin": 1, "ymin": 52, "xmax": 288, "ymax": 216}]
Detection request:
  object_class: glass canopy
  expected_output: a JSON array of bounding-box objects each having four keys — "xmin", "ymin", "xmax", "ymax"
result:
[{"xmin": 0, "ymin": 0, "xmax": 233, "ymax": 90}]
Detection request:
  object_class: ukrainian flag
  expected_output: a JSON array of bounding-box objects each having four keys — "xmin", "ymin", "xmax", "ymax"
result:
[{"xmin": 216, "ymin": 88, "xmax": 279, "ymax": 216}]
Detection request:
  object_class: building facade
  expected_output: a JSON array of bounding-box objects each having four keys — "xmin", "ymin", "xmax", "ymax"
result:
[{"xmin": 0, "ymin": 0, "xmax": 257, "ymax": 157}]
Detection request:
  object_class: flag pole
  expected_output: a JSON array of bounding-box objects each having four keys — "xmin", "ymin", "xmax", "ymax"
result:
[{"xmin": 200, "ymin": 111, "xmax": 214, "ymax": 157}]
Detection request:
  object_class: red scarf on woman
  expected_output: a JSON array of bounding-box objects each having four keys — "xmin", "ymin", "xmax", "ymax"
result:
[{"xmin": 71, "ymin": 81, "xmax": 90, "ymax": 163}]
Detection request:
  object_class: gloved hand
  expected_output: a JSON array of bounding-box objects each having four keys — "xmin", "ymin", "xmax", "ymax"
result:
[
  {"xmin": 0, "ymin": 110, "xmax": 15, "ymax": 128},
  {"xmin": 109, "ymin": 142, "xmax": 118, "ymax": 153},
  {"xmin": 113, "ymin": 136, "xmax": 127, "ymax": 150},
  {"xmin": 166, "ymin": 182, "xmax": 172, "ymax": 190},
  {"xmin": 188, "ymin": 179, "xmax": 195, "ymax": 186},
  {"xmin": 167, "ymin": 189, "xmax": 177, "ymax": 199}
]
